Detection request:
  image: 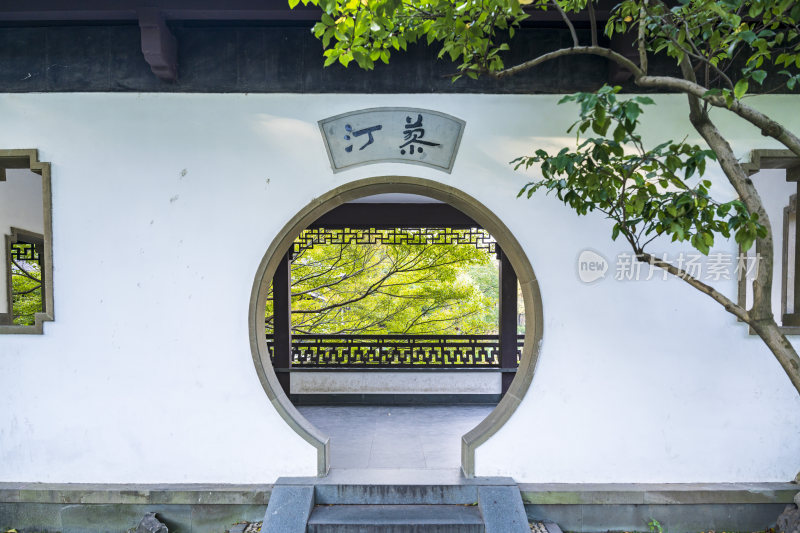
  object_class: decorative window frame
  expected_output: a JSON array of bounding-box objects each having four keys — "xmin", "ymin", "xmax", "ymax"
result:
[
  {"xmin": 0, "ymin": 150, "xmax": 53, "ymax": 334},
  {"xmin": 782, "ymin": 193, "xmax": 797, "ymax": 325},
  {"xmin": 738, "ymin": 149, "xmax": 800, "ymax": 335}
]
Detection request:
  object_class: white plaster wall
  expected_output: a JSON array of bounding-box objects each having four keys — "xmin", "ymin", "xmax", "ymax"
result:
[
  {"xmin": 0, "ymin": 169, "xmax": 44, "ymax": 313},
  {"xmin": 0, "ymin": 93, "xmax": 798, "ymax": 483},
  {"xmin": 290, "ymin": 371, "xmax": 500, "ymax": 394}
]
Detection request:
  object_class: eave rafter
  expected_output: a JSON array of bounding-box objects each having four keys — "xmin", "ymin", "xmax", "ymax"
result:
[{"xmin": 137, "ymin": 8, "xmax": 178, "ymax": 81}]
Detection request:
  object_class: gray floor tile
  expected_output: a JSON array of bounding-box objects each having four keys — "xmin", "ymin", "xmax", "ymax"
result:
[{"xmin": 298, "ymin": 405, "xmax": 494, "ymax": 470}]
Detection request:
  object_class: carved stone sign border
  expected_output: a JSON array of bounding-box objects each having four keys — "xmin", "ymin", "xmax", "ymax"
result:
[{"xmin": 318, "ymin": 107, "xmax": 466, "ymax": 174}]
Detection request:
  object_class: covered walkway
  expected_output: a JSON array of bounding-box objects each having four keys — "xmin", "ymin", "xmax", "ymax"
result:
[{"xmin": 298, "ymin": 405, "xmax": 494, "ymax": 470}]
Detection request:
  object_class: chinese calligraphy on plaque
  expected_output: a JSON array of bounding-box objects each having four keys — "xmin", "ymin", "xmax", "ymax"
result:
[
  {"xmin": 344, "ymin": 123, "xmax": 382, "ymax": 152},
  {"xmin": 399, "ymin": 114, "xmax": 441, "ymax": 155},
  {"xmin": 319, "ymin": 108, "xmax": 465, "ymax": 173}
]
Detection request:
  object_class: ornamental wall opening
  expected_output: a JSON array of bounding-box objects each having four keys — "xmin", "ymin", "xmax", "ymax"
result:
[{"xmin": 248, "ymin": 177, "xmax": 543, "ymax": 477}]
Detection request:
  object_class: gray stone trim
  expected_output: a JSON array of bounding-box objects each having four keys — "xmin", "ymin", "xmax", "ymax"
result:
[
  {"xmin": 741, "ymin": 149, "xmax": 800, "ymax": 176},
  {"xmin": 518, "ymin": 482, "xmax": 799, "ymax": 505},
  {"xmin": 1, "ymin": 482, "xmax": 794, "ymax": 506},
  {"xmin": 0, "ymin": 483, "xmax": 272, "ymax": 505},
  {"xmin": 1, "ymin": 232, "xmax": 11, "ymax": 324},
  {"xmin": 525, "ymin": 503, "xmax": 788, "ymax": 532},
  {"xmin": 0, "ymin": 149, "xmax": 54, "ymax": 335},
  {"xmin": 247, "ymin": 176, "xmax": 545, "ymax": 478}
]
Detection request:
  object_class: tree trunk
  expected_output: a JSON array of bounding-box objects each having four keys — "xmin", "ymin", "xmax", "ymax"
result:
[
  {"xmin": 676, "ymin": 59, "xmax": 800, "ymax": 396},
  {"xmin": 749, "ymin": 318, "xmax": 800, "ymax": 394}
]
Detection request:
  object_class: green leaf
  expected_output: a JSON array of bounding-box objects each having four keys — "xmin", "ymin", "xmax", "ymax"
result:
[
  {"xmin": 734, "ymin": 79, "xmax": 748, "ymax": 99},
  {"xmin": 750, "ymin": 69, "xmax": 767, "ymax": 85},
  {"xmin": 738, "ymin": 30, "xmax": 757, "ymax": 44},
  {"xmin": 323, "ymin": 50, "xmax": 340, "ymax": 67},
  {"xmin": 613, "ymin": 124, "xmax": 626, "ymax": 143}
]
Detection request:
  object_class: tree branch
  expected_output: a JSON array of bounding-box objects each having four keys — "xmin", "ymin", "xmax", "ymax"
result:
[
  {"xmin": 13, "ymin": 285, "xmax": 42, "ymax": 296},
  {"xmin": 637, "ymin": 1, "xmax": 648, "ymax": 74},
  {"xmin": 493, "ymin": 46, "xmax": 644, "ymax": 79},
  {"xmin": 677, "ymin": 56, "xmax": 776, "ymax": 321},
  {"xmin": 492, "ymin": 45, "xmax": 800, "ymax": 158},
  {"xmin": 552, "ymin": 0, "xmax": 579, "ymax": 47},
  {"xmin": 10, "ymin": 259, "xmax": 42, "ymax": 283},
  {"xmin": 638, "ymin": 252, "xmax": 750, "ymax": 321},
  {"xmin": 635, "ymin": 75, "xmax": 800, "ymax": 157}
]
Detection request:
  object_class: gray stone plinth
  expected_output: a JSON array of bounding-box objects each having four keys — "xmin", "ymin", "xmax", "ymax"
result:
[
  {"xmin": 261, "ymin": 485, "xmax": 314, "ymax": 533},
  {"xmin": 478, "ymin": 485, "xmax": 529, "ymax": 533}
]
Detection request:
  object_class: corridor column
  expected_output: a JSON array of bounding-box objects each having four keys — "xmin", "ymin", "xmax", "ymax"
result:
[
  {"xmin": 273, "ymin": 251, "xmax": 292, "ymax": 397},
  {"xmin": 498, "ymin": 248, "xmax": 518, "ymax": 394}
]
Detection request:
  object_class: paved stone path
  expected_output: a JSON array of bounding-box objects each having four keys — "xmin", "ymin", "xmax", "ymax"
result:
[{"xmin": 297, "ymin": 405, "xmax": 495, "ymax": 470}]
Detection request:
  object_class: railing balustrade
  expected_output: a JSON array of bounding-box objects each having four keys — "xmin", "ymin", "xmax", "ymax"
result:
[{"xmin": 266, "ymin": 334, "xmax": 523, "ymax": 368}]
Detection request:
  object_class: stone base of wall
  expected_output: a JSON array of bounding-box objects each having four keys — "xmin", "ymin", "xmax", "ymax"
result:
[
  {"xmin": 521, "ymin": 483, "xmax": 799, "ymax": 532},
  {"xmin": 1, "ymin": 482, "xmax": 796, "ymax": 533},
  {"xmin": 0, "ymin": 484, "xmax": 271, "ymax": 533}
]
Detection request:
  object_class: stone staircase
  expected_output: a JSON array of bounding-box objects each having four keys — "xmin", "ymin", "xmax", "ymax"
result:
[
  {"xmin": 260, "ymin": 469, "xmax": 536, "ymax": 533},
  {"xmin": 306, "ymin": 504, "xmax": 484, "ymax": 532}
]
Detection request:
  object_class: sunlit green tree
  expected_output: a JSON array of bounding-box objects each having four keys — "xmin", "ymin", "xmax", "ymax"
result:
[
  {"xmin": 11, "ymin": 261, "xmax": 42, "ymax": 326},
  {"xmin": 267, "ymin": 232, "xmax": 499, "ymax": 335}
]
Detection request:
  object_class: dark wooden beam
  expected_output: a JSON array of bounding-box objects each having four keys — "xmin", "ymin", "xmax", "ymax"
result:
[
  {"xmin": 498, "ymin": 249, "xmax": 518, "ymax": 395},
  {"xmin": 608, "ymin": 30, "xmax": 639, "ymax": 84},
  {"xmin": 138, "ymin": 8, "xmax": 178, "ymax": 81},
  {"xmin": 0, "ymin": 0, "xmax": 325, "ymax": 23},
  {"xmin": 309, "ymin": 203, "xmax": 481, "ymax": 229},
  {"xmin": 272, "ymin": 251, "xmax": 292, "ymax": 397},
  {"xmin": 0, "ymin": 0, "xmax": 613, "ymax": 23}
]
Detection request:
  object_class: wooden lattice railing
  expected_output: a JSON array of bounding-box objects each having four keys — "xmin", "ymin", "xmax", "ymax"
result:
[{"xmin": 266, "ymin": 334, "xmax": 523, "ymax": 368}]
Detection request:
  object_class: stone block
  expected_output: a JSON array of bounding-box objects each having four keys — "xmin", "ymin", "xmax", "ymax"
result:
[
  {"xmin": 136, "ymin": 511, "xmax": 168, "ymax": 533},
  {"xmin": 478, "ymin": 485, "xmax": 529, "ymax": 533},
  {"xmin": 261, "ymin": 485, "xmax": 314, "ymax": 533},
  {"xmin": 778, "ymin": 503, "xmax": 800, "ymax": 533}
]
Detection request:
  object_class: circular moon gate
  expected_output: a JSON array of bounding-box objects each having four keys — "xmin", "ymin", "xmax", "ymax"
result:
[{"xmin": 248, "ymin": 176, "xmax": 544, "ymax": 477}]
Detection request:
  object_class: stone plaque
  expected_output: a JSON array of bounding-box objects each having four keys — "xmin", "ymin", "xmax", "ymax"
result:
[{"xmin": 319, "ymin": 107, "xmax": 466, "ymax": 173}]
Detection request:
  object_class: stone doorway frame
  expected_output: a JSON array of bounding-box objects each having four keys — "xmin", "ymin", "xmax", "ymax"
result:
[{"xmin": 248, "ymin": 176, "xmax": 544, "ymax": 477}]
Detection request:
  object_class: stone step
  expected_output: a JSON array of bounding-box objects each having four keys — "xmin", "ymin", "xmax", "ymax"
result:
[
  {"xmin": 314, "ymin": 483, "xmax": 481, "ymax": 505},
  {"xmin": 278, "ymin": 471, "xmax": 518, "ymax": 505},
  {"xmin": 306, "ymin": 504, "xmax": 485, "ymax": 533}
]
